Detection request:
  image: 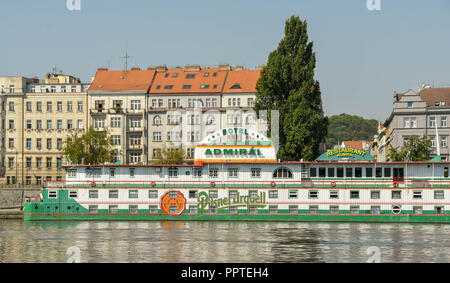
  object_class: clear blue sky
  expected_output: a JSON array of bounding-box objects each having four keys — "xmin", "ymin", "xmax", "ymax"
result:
[{"xmin": 1, "ymin": 0, "xmax": 450, "ymax": 121}]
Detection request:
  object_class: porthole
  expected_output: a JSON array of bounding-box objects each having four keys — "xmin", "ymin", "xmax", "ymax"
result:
[{"xmin": 392, "ymin": 205, "xmax": 401, "ymax": 214}]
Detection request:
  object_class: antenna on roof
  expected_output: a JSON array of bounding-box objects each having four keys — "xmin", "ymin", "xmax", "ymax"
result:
[{"xmin": 120, "ymin": 53, "xmax": 133, "ymax": 71}]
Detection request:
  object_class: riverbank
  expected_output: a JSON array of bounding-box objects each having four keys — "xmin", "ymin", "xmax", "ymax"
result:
[{"xmin": 0, "ymin": 209, "xmax": 23, "ymax": 219}]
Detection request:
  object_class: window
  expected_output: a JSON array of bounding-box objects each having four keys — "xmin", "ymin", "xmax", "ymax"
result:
[
  {"xmin": 288, "ymin": 190, "xmax": 298, "ymax": 199},
  {"xmin": 46, "ymin": 158, "xmax": 52, "ymax": 169},
  {"xmin": 168, "ymin": 167, "xmax": 178, "ymax": 177},
  {"xmin": 330, "ymin": 206, "xmax": 339, "ymax": 214},
  {"xmin": 413, "ymin": 206, "xmax": 423, "ymax": 215},
  {"xmin": 327, "ymin": 168, "xmax": 335, "ymax": 178},
  {"xmin": 89, "ymin": 190, "xmax": 98, "ymax": 198},
  {"xmin": 350, "ymin": 190, "xmax": 359, "ymax": 199},
  {"xmin": 209, "ymin": 190, "xmax": 218, "ymax": 198},
  {"xmin": 36, "ymin": 138, "xmax": 42, "ymax": 149},
  {"xmin": 319, "ymin": 168, "xmax": 326, "ymax": 177},
  {"xmin": 47, "ymin": 120, "xmax": 52, "ymax": 129},
  {"xmin": 330, "ymin": 190, "xmax": 339, "ymax": 199},
  {"xmin": 111, "ymin": 117, "xmax": 121, "ymax": 127},
  {"xmin": 371, "ymin": 206, "xmax": 381, "ymax": 214},
  {"xmin": 89, "ymin": 205, "xmax": 98, "ymax": 214},
  {"xmin": 47, "ymin": 101, "xmax": 52, "ymax": 112},
  {"xmin": 149, "ymin": 190, "xmax": 158, "ymax": 199},
  {"xmin": 153, "ymin": 116, "xmax": 162, "ymax": 125},
  {"xmin": 371, "ymin": 190, "xmax": 380, "ymax": 199},
  {"xmin": 129, "ymin": 190, "xmax": 139, "ymax": 199},
  {"xmin": 442, "ymin": 117, "xmax": 447, "ymax": 127},
  {"xmin": 273, "ymin": 167, "xmax": 293, "ymax": 178},
  {"xmin": 9, "ymin": 101, "xmax": 14, "ymax": 111},
  {"xmin": 435, "ymin": 206, "xmax": 444, "ymax": 215},
  {"xmin": 229, "ymin": 190, "xmax": 239, "ymax": 199},
  {"xmin": 309, "ymin": 191, "xmax": 318, "ymax": 199},
  {"xmin": 48, "ymin": 191, "xmax": 57, "ymax": 198},
  {"xmin": 441, "ymin": 136, "xmax": 448, "ymax": 147},
  {"xmin": 130, "ymin": 117, "xmax": 141, "ymax": 128},
  {"xmin": 209, "ymin": 206, "xmax": 218, "ymax": 214},
  {"xmin": 350, "ymin": 206, "xmax": 360, "ymax": 214},
  {"xmin": 67, "ymin": 169, "xmax": 77, "ymax": 178},
  {"xmin": 109, "ymin": 190, "xmax": 119, "ymax": 198},
  {"xmin": 355, "ymin": 168, "xmax": 362, "ymax": 178},
  {"xmin": 57, "ymin": 101, "xmax": 62, "ymax": 112},
  {"xmin": 8, "ymin": 158, "xmax": 14, "ymax": 169},
  {"xmin": 26, "ymin": 158, "xmax": 32, "ymax": 168},
  {"xmin": 407, "ymin": 102, "xmax": 413, "ymax": 108},
  {"xmin": 36, "ymin": 120, "xmax": 42, "ymax": 130},
  {"xmin": 111, "ymin": 135, "xmax": 121, "ymax": 145},
  {"xmin": 228, "ymin": 168, "xmax": 238, "ymax": 178},
  {"xmin": 46, "ymin": 138, "xmax": 52, "ymax": 150},
  {"xmin": 109, "ymin": 205, "xmax": 119, "ymax": 214},
  {"xmin": 26, "ymin": 102, "xmax": 32, "ymax": 111},
  {"xmin": 129, "ymin": 168, "xmax": 135, "ymax": 177},
  {"xmin": 69, "ymin": 191, "xmax": 77, "ymax": 198},
  {"xmin": 57, "ymin": 120, "xmax": 63, "ymax": 129},
  {"xmin": 289, "ymin": 205, "xmax": 298, "ymax": 214},
  {"xmin": 26, "ymin": 120, "xmax": 32, "ymax": 130},
  {"xmin": 434, "ymin": 190, "xmax": 444, "ymax": 199},
  {"xmin": 193, "ymin": 168, "xmax": 202, "ymax": 177},
  {"xmin": 189, "ymin": 190, "xmax": 198, "ymax": 199},
  {"xmin": 77, "ymin": 101, "xmax": 83, "ymax": 112},
  {"xmin": 384, "ymin": 168, "xmax": 391, "ymax": 178},
  {"xmin": 268, "ymin": 190, "xmax": 278, "ymax": 199},
  {"xmin": 209, "ymin": 168, "xmax": 218, "ymax": 178},
  {"xmin": 251, "ymin": 168, "xmax": 261, "ymax": 178},
  {"xmin": 67, "ymin": 120, "xmax": 73, "ymax": 130},
  {"xmin": 413, "ymin": 191, "xmax": 422, "ymax": 199},
  {"xmin": 189, "ymin": 205, "xmax": 198, "ymax": 214},
  {"xmin": 430, "ymin": 117, "xmax": 436, "ymax": 127},
  {"xmin": 26, "ymin": 138, "xmax": 32, "ymax": 149},
  {"xmin": 366, "ymin": 168, "xmax": 373, "ymax": 178},
  {"xmin": 8, "ymin": 120, "xmax": 13, "ymax": 129},
  {"xmin": 269, "ymin": 205, "xmax": 278, "ymax": 214},
  {"xmin": 8, "ymin": 139, "xmax": 14, "ymax": 149},
  {"xmin": 149, "ymin": 205, "xmax": 158, "ymax": 214},
  {"xmin": 37, "ymin": 101, "xmax": 42, "ymax": 112},
  {"xmin": 309, "ymin": 206, "xmax": 319, "ymax": 214},
  {"xmin": 249, "ymin": 206, "xmax": 258, "ymax": 214},
  {"xmin": 229, "ymin": 206, "xmax": 238, "ymax": 214},
  {"xmin": 131, "ymin": 100, "xmax": 141, "ymax": 110}
]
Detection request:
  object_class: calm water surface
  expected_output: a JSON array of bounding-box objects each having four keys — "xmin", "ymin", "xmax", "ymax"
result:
[{"xmin": 0, "ymin": 220, "xmax": 449, "ymax": 263}]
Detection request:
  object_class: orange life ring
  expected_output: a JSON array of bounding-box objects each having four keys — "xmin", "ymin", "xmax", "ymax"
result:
[
  {"xmin": 90, "ymin": 181, "xmax": 96, "ymax": 187},
  {"xmin": 270, "ymin": 181, "xmax": 276, "ymax": 187},
  {"xmin": 331, "ymin": 181, "xmax": 336, "ymax": 187},
  {"xmin": 210, "ymin": 181, "xmax": 216, "ymax": 187},
  {"xmin": 393, "ymin": 182, "xmax": 398, "ymax": 188}
]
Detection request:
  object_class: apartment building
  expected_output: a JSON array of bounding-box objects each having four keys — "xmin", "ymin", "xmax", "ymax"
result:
[
  {"xmin": 0, "ymin": 74, "xmax": 89, "ymax": 186},
  {"xmin": 384, "ymin": 86, "xmax": 450, "ymax": 161},
  {"xmin": 147, "ymin": 64, "xmax": 261, "ymax": 162},
  {"xmin": 88, "ymin": 68, "xmax": 156, "ymax": 164}
]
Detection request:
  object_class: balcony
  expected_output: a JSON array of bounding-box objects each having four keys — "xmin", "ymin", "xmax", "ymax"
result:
[
  {"xmin": 127, "ymin": 127, "xmax": 143, "ymax": 132},
  {"xmin": 90, "ymin": 108, "xmax": 107, "ymax": 115}
]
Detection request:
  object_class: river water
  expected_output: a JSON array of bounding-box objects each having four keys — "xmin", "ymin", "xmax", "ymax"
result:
[{"xmin": 0, "ymin": 220, "xmax": 449, "ymax": 263}]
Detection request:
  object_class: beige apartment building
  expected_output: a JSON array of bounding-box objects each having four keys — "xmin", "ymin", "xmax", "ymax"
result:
[
  {"xmin": 0, "ymin": 74, "xmax": 89, "ymax": 186},
  {"xmin": 88, "ymin": 68, "xmax": 156, "ymax": 164}
]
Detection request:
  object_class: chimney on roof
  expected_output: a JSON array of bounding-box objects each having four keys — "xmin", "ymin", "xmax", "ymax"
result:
[
  {"xmin": 218, "ymin": 64, "xmax": 231, "ymax": 71},
  {"xmin": 257, "ymin": 65, "xmax": 264, "ymax": 71},
  {"xmin": 155, "ymin": 65, "xmax": 167, "ymax": 72},
  {"xmin": 235, "ymin": 65, "xmax": 244, "ymax": 71},
  {"xmin": 97, "ymin": 68, "xmax": 108, "ymax": 71},
  {"xmin": 130, "ymin": 67, "xmax": 141, "ymax": 71},
  {"xmin": 185, "ymin": 65, "xmax": 201, "ymax": 72}
]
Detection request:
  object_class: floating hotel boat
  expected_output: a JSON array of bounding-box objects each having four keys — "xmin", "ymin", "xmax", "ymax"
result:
[{"xmin": 24, "ymin": 128, "xmax": 450, "ymax": 223}]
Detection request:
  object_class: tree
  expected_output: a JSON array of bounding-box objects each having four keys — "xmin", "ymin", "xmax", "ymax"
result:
[
  {"xmin": 326, "ymin": 114, "xmax": 379, "ymax": 149},
  {"xmin": 254, "ymin": 15, "xmax": 328, "ymax": 161},
  {"xmin": 389, "ymin": 135, "xmax": 434, "ymax": 161},
  {"xmin": 153, "ymin": 148, "xmax": 186, "ymax": 165},
  {"xmin": 61, "ymin": 127, "xmax": 119, "ymax": 165}
]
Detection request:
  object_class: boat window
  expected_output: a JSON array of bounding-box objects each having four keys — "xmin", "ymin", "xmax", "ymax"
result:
[
  {"xmin": 319, "ymin": 168, "xmax": 326, "ymax": 178},
  {"xmin": 350, "ymin": 190, "xmax": 359, "ymax": 199},
  {"xmin": 384, "ymin": 168, "xmax": 391, "ymax": 178},
  {"xmin": 309, "ymin": 168, "xmax": 316, "ymax": 177},
  {"xmin": 445, "ymin": 167, "xmax": 449, "ymax": 178},
  {"xmin": 328, "ymin": 168, "xmax": 335, "ymax": 178},
  {"xmin": 330, "ymin": 190, "xmax": 339, "ymax": 199},
  {"xmin": 355, "ymin": 168, "xmax": 362, "ymax": 178},
  {"xmin": 370, "ymin": 190, "xmax": 380, "ymax": 199},
  {"xmin": 337, "ymin": 168, "xmax": 344, "ymax": 178},
  {"xmin": 273, "ymin": 167, "xmax": 293, "ymax": 179},
  {"xmin": 345, "ymin": 168, "xmax": 353, "ymax": 178},
  {"xmin": 366, "ymin": 168, "xmax": 373, "ymax": 178},
  {"xmin": 376, "ymin": 168, "xmax": 382, "ymax": 178}
]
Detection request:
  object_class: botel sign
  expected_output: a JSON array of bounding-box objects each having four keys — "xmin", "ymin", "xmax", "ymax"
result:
[
  {"xmin": 205, "ymin": 148, "xmax": 263, "ymax": 156},
  {"xmin": 197, "ymin": 191, "xmax": 267, "ymax": 216}
]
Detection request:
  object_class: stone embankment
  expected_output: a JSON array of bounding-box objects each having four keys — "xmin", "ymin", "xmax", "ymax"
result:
[{"xmin": 0, "ymin": 188, "xmax": 41, "ymax": 219}]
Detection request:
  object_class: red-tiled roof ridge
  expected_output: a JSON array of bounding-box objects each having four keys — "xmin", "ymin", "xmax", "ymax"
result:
[{"xmin": 88, "ymin": 69, "xmax": 156, "ymax": 92}]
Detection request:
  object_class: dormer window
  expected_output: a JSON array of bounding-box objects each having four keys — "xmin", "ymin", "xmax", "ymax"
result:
[
  {"xmin": 407, "ymin": 102, "xmax": 413, "ymax": 108},
  {"xmin": 164, "ymin": 85, "xmax": 173, "ymax": 89},
  {"xmin": 230, "ymin": 83, "xmax": 242, "ymax": 89},
  {"xmin": 172, "ymin": 73, "xmax": 178, "ymax": 78},
  {"xmin": 186, "ymin": 74, "xmax": 195, "ymax": 79},
  {"xmin": 200, "ymin": 84, "xmax": 209, "ymax": 89},
  {"xmin": 204, "ymin": 72, "xmax": 209, "ymax": 77}
]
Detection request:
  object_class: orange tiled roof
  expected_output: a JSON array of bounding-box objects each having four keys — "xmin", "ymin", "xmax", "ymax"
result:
[
  {"xmin": 88, "ymin": 69, "xmax": 156, "ymax": 92},
  {"xmin": 223, "ymin": 69, "xmax": 260, "ymax": 93},
  {"xmin": 149, "ymin": 68, "xmax": 227, "ymax": 94}
]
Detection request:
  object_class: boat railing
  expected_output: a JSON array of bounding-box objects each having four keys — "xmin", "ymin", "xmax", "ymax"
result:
[{"xmin": 43, "ymin": 179, "xmax": 450, "ymax": 189}]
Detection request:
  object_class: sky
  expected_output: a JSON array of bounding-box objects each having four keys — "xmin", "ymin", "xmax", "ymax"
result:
[{"xmin": 1, "ymin": 0, "xmax": 450, "ymax": 122}]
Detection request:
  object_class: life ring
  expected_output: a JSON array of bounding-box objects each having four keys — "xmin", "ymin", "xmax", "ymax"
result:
[
  {"xmin": 393, "ymin": 182, "xmax": 398, "ymax": 188},
  {"xmin": 90, "ymin": 181, "xmax": 96, "ymax": 187},
  {"xmin": 151, "ymin": 181, "xmax": 156, "ymax": 187},
  {"xmin": 210, "ymin": 181, "xmax": 216, "ymax": 187},
  {"xmin": 270, "ymin": 181, "xmax": 276, "ymax": 187},
  {"xmin": 331, "ymin": 181, "xmax": 336, "ymax": 187}
]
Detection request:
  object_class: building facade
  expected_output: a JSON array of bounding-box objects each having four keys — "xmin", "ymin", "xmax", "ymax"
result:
[
  {"xmin": 0, "ymin": 74, "xmax": 89, "ymax": 186},
  {"xmin": 384, "ymin": 86, "xmax": 450, "ymax": 161}
]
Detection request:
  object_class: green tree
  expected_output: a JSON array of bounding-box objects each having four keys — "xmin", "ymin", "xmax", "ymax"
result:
[
  {"xmin": 326, "ymin": 114, "xmax": 379, "ymax": 149},
  {"xmin": 153, "ymin": 148, "xmax": 186, "ymax": 165},
  {"xmin": 389, "ymin": 135, "xmax": 434, "ymax": 161},
  {"xmin": 61, "ymin": 127, "xmax": 119, "ymax": 165},
  {"xmin": 254, "ymin": 15, "xmax": 328, "ymax": 161}
]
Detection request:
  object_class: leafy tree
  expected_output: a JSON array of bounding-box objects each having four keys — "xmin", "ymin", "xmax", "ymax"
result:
[
  {"xmin": 254, "ymin": 15, "xmax": 328, "ymax": 161},
  {"xmin": 153, "ymin": 148, "xmax": 186, "ymax": 165},
  {"xmin": 61, "ymin": 127, "xmax": 119, "ymax": 165},
  {"xmin": 389, "ymin": 135, "xmax": 434, "ymax": 161},
  {"xmin": 326, "ymin": 114, "xmax": 379, "ymax": 149}
]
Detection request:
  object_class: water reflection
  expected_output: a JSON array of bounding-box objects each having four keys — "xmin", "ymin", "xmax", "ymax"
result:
[{"xmin": 1, "ymin": 220, "xmax": 450, "ymax": 262}]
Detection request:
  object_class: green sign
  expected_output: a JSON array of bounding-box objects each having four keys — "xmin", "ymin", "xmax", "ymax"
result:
[
  {"xmin": 316, "ymin": 147, "xmax": 375, "ymax": 161},
  {"xmin": 197, "ymin": 191, "xmax": 266, "ymax": 216}
]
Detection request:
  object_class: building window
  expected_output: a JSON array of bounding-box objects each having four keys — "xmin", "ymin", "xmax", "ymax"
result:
[
  {"xmin": 46, "ymin": 158, "xmax": 52, "ymax": 169},
  {"xmin": 57, "ymin": 101, "xmax": 62, "ymax": 112},
  {"xmin": 131, "ymin": 100, "xmax": 141, "ymax": 110},
  {"xmin": 67, "ymin": 119, "xmax": 73, "ymax": 130},
  {"xmin": 26, "ymin": 158, "xmax": 32, "ymax": 168},
  {"xmin": 407, "ymin": 102, "xmax": 413, "ymax": 108},
  {"xmin": 57, "ymin": 120, "xmax": 63, "ymax": 129},
  {"xmin": 273, "ymin": 167, "xmax": 293, "ymax": 178},
  {"xmin": 430, "ymin": 117, "xmax": 436, "ymax": 128},
  {"xmin": 47, "ymin": 101, "xmax": 52, "ymax": 112},
  {"xmin": 153, "ymin": 116, "xmax": 162, "ymax": 125},
  {"xmin": 26, "ymin": 120, "xmax": 32, "ymax": 130},
  {"xmin": 26, "ymin": 138, "xmax": 32, "ymax": 149},
  {"xmin": 26, "ymin": 102, "xmax": 32, "ymax": 111},
  {"xmin": 350, "ymin": 190, "xmax": 359, "ymax": 199},
  {"xmin": 36, "ymin": 101, "xmax": 42, "ymax": 112},
  {"xmin": 111, "ymin": 117, "xmax": 121, "ymax": 127},
  {"xmin": 36, "ymin": 120, "xmax": 42, "ymax": 130},
  {"xmin": 441, "ymin": 136, "xmax": 448, "ymax": 147},
  {"xmin": 288, "ymin": 190, "xmax": 298, "ymax": 199},
  {"xmin": 77, "ymin": 101, "xmax": 83, "ymax": 112},
  {"xmin": 442, "ymin": 117, "xmax": 447, "ymax": 127},
  {"xmin": 9, "ymin": 101, "xmax": 14, "ymax": 111}
]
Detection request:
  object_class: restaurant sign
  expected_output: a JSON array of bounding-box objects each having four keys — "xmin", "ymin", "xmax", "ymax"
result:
[{"xmin": 316, "ymin": 147, "xmax": 375, "ymax": 161}]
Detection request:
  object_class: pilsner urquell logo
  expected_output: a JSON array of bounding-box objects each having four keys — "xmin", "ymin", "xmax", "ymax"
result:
[{"xmin": 197, "ymin": 191, "xmax": 266, "ymax": 216}]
